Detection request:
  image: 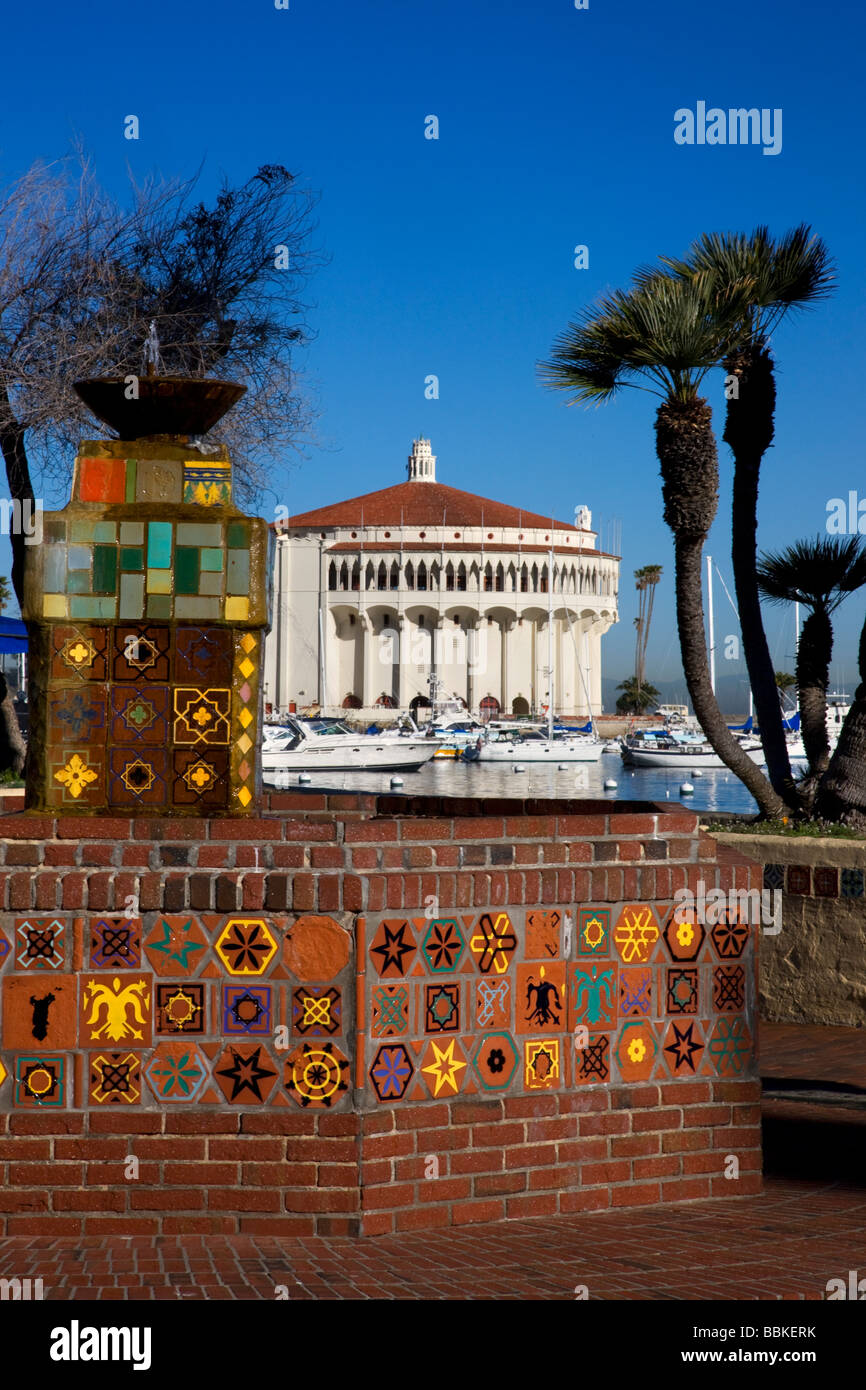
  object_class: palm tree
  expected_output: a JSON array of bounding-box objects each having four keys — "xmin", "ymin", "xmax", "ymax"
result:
[
  {"xmin": 775, "ymin": 670, "xmax": 797, "ymax": 696},
  {"xmin": 634, "ymin": 565, "xmax": 662, "ymax": 693},
  {"xmin": 757, "ymin": 537, "xmax": 866, "ymax": 787},
  {"xmin": 815, "ymin": 614, "xmax": 866, "ymax": 825},
  {"xmin": 540, "ymin": 273, "xmax": 786, "ymax": 816},
  {"xmin": 662, "ymin": 227, "xmax": 834, "ymax": 804},
  {"xmin": 616, "ymin": 676, "xmax": 660, "ymax": 714}
]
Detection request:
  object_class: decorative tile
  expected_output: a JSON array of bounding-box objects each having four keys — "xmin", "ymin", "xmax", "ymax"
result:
[
  {"xmin": 78, "ymin": 456, "xmax": 127, "ymax": 503},
  {"xmin": 370, "ymin": 984, "xmax": 409, "ymax": 1037},
  {"xmin": 710, "ymin": 914, "xmax": 750, "ymax": 960},
  {"xmin": 214, "ymin": 918, "xmax": 278, "ymax": 976},
  {"xmin": 2, "ymin": 975, "xmax": 77, "ymax": 1049},
  {"xmin": 48, "ymin": 689, "xmax": 107, "ymax": 744},
  {"xmin": 814, "ymin": 866, "xmax": 839, "ymax": 898},
  {"xmin": 472, "ymin": 1031, "xmax": 519, "ymax": 1090},
  {"xmin": 516, "ymin": 961, "xmax": 566, "ymax": 1033},
  {"xmin": 14, "ymin": 1055, "xmax": 67, "ymax": 1108},
  {"xmin": 420, "ymin": 1038, "xmax": 468, "ymax": 1098},
  {"xmin": 112, "ymin": 625, "xmax": 172, "ymax": 683},
  {"xmin": 662, "ymin": 905, "xmax": 706, "ymax": 962},
  {"xmin": 15, "ymin": 918, "xmax": 66, "ymax": 971},
  {"xmin": 577, "ymin": 907, "xmax": 610, "ymax": 956},
  {"xmin": 575, "ymin": 1033, "xmax": 610, "ymax": 1084},
  {"xmin": 525, "ymin": 908, "xmax": 562, "ymax": 960},
  {"xmin": 286, "ymin": 1041, "xmax": 350, "ymax": 1108},
  {"xmin": 109, "ymin": 686, "xmax": 170, "ymax": 745},
  {"xmin": 284, "ymin": 915, "xmax": 350, "ymax": 981},
  {"xmin": 222, "ymin": 984, "xmax": 272, "ymax": 1036},
  {"xmin": 614, "ymin": 1020, "xmax": 658, "ymax": 1082},
  {"xmin": 214, "ymin": 1043, "xmax": 278, "ymax": 1103},
  {"xmin": 613, "ymin": 905, "xmax": 660, "ymax": 964},
  {"xmin": 662, "ymin": 1019, "xmax": 705, "ymax": 1077},
  {"xmin": 107, "ymin": 747, "xmax": 169, "ymax": 806},
  {"xmin": 135, "ymin": 458, "xmax": 182, "ymax": 504},
  {"xmin": 50, "ymin": 748, "xmax": 104, "ymax": 806},
  {"xmin": 420, "ymin": 918, "xmax": 466, "ymax": 973},
  {"xmin": 468, "ymin": 911, "xmax": 518, "ymax": 975},
  {"xmin": 90, "ymin": 1051, "xmax": 142, "ymax": 1104},
  {"xmin": 666, "ymin": 967, "xmax": 699, "ymax": 1015},
  {"xmin": 841, "ymin": 868, "xmax": 864, "ymax": 899},
  {"xmin": 175, "ymin": 626, "xmax": 233, "ymax": 684},
  {"xmin": 0, "ymin": 927, "xmax": 11, "ymax": 970},
  {"xmin": 155, "ymin": 982, "xmax": 205, "ymax": 1034},
  {"xmin": 568, "ymin": 960, "xmax": 616, "ymax": 1030},
  {"xmin": 707, "ymin": 1017, "xmax": 752, "ymax": 1076},
  {"xmin": 424, "ymin": 981, "xmax": 461, "ymax": 1034},
  {"xmin": 183, "ymin": 457, "xmax": 232, "ymax": 505},
  {"xmin": 51, "ymin": 626, "xmax": 109, "ymax": 682},
  {"xmin": 173, "ymin": 687, "xmax": 231, "ymax": 745},
  {"xmin": 291, "ymin": 985, "xmax": 341, "ymax": 1037},
  {"xmin": 144, "ymin": 1042, "xmax": 208, "ymax": 1102},
  {"xmin": 475, "ymin": 977, "xmax": 510, "ymax": 1028},
  {"xmin": 524, "ymin": 1038, "xmax": 561, "ymax": 1090},
  {"xmin": 80, "ymin": 974, "xmax": 152, "ymax": 1046},
  {"xmin": 763, "ymin": 863, "xmax": 785, "ymax": 892},
  {"xmin": 619, "ymin": 966, "xmax": 653, "ymax": 1018},
  {"xmin": 171, "ymin": 749, "xmax": 229, "ymax": 808},
  {"xmin": 713, "ymin": 965, "xmax": 746, "ymax": 1013},
  {"xmin": 786, "ymin": 864, "xmax": 811, "ymax": 896},
  {"xmin": 369, "ymin": 919, "xmax": 418, "ymax": 978},
  {"xmin": 369, "ymin": 1043, "xmax": 414, "ymax": 1102},
  {"xmin": 143, "ymin": 915, "xmax": 208, "ymax": 976}
]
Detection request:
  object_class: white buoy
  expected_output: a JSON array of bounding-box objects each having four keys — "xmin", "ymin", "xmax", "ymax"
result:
[
  {"xmin": 692, "ymin": 769, "xmax": 704, "ymax": 778},
  {"xmin": 513, "ymin": 764, "xmax": 526, "ymax": 773},
  {"xmin": 390, "ymin": 776, "xmax": 404, "ymax": 788},
  {"xmin": 680, "ymin": 781, "xmax": 694, "ymax": 795},
  {"xmin": 665, "ymin": 789, "xmax": 670, "ymax": 798},
  {"xmin": 298, "ymin": 773, "xmax": 311, "ymax": 784},
  {"xmin": 604, "ymin": 778, "xmax": 617, "ymax": 790}
]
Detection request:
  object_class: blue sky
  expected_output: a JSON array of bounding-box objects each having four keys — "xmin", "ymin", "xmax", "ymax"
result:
[{"xmin": 1, "ymin": 0, "xmax": 864, "ymax": 706}]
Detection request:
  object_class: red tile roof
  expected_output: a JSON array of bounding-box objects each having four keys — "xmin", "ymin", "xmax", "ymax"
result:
[{"xmin": 283, "ymin": 480, "xmax": 585, "ymax": 532}]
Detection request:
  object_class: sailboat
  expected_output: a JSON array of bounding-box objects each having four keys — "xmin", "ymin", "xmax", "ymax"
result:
[{"xmin": 470, "ymin": 543, "xmax": 604, "ymax": 763}]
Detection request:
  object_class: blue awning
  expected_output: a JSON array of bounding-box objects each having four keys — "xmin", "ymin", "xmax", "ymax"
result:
[{"xmin": 0, "ymin": 617, "xmax": 27, "ymax": 655}]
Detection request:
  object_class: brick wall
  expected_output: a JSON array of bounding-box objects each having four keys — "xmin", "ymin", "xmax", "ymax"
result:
[{"xmin": 0, "ymin": 796, "xmax": 763, "ymax": 1236}]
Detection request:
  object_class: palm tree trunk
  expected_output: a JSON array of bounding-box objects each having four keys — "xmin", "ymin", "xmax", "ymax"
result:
[
  {"xmin": 724, "ymin": 349, "xmax": 797, "ymax": 807},
  {"xmin": 814, "ymin": 615, "xmax": 866, "ymax": 825},
  {"xmin": 0, "ymin": 671, "xmax": 25, "ymax": 776},
  {"xmin": 674, "ymin": 534, "xmax": 785, "ymax": 816},
  {"xmin": 796, "ymin": 608, "xmax": 832, "ymax": 776},
  {"xmin": 0, "ymin": 384, "xmax": 35, "ymax": 609}
]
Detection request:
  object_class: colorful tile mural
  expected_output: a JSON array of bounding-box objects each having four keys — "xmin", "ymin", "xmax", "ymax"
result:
[
  {"xmin": 0, "ymin": 903, "xmax": 757, "ymax": 1110},
  {"xmin": 21, "ymin": 439, "xmax": 269, "ymax": 815}
]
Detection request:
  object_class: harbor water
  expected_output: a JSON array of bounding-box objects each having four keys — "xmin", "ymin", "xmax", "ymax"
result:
[{"xmin": 269, "ymin": 751, "xmax": 758, "ymax": 816}]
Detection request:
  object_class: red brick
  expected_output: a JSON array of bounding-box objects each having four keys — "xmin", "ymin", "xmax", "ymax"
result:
[
  {"xmin": 89, "ymin": 1114, "xmax": 162, "ymax": 1134},
  {"xmin": 660, "ymin": 1081, "xmax": 711, "ymax": 1105},
  {"xmin": 506, "ymin": 1193, "xmax": 558, "ymax": 1219},
  {"xmin": 54, "ymin": 1191, "xmax": 126, "ymax": 1212},
  {"xmin": 364, "ymin": 1132, "xmax": 415, "ymax": 1161},
  {"xmin": 451, "ymin": 1199, "xmax": 504, "ymax": 1226},
  {"xmin": 579, "ymin": 1113, "xmax": 630, "ymax": 1137},
  {"xmin": 0, "ymin": 1140, "xmax": 51, "ymax": 1160},
  {"xmin": 0, "ymin": 1190, "xmax": 50, "ymax": 1212},
  {"xmin": 633, "ymin": 1155, "xmax": 680, "ymax": 1179},
  {"xmin": 209, "ymin": 1138, "xmax": 282, "ymax": 1160},
  {"xmin": 130, "ymin": 1189, "xmax": 205, "ymax": 1210},
  {"xmin": 684, "ymin": 1105, "xmax": 731, "ymax": 1128},
  {"xmin": 661, "ymin": 1177, "xmax": 711, "ymax": 1202},
  {"xmin": 504, "ymin": 1144, "xmax": 557, "ymax": 1169},
  {"xmin": 454, "ymin": 817, "xmax": 504, "ymax": 841},
  {"xmin": 472, "ymin": 1122, "xmax": 524, "ymax": 1149},
  {"xmin": 560, "ymin": 1187, "xmax": 610, "ymax": 1214},
  {"xmin": 345, "ymin": 821, "xmax": 399, "ymax": 843},
  {"xmin": 206, "ymin": 1188, "xmax": 281, "ymax": 1211},
  {"xmin": 451, "ymin": 1149, "xmax": 502, "ymax": 1176},
  {"xmin": 610, "ymin": 1085, "xmax": 660, "ymax": 1109},
  {"xmin": 503, "ymin": 1095, "xmax": 559, "ymax": 1119},
  {"xmin": 610, "ymin": 1134, "xmax": 660, "ymax": 1158},
  {"xmin": 611, "ymin": 1182, "xmax": 661, "ymax": 1207},
  {"xmin": 360, "ymin": 1183, "xmax": 415, "ymax": 1211},
  {"xmin": 395, "ymin": 1104, "xmax": 449, "ymax": 1131},
  {"xmin": 557, "ymin": 1139, "xmax": 607, "ymax": 1163},
  {"xmin": 394, "ymin": 1205, "xmax": 452, "ymax": 1232},
  {"xmin": 581, "ymin": 1159, "xmax": 631, "ymax": 1185},
  {"xmin": 711, "ymin": 1126, "xmax": 762, "ymax": 1149},
  {"xmin": 414, "ymin": 1126, "xmax": 471, "ymax": 1154},
  {"xmin": 662, "ymin": 1129, "xmax": 711, "ymax": 1154},
  {"xmin": 452, "ymin": 1100, "xmax": 503, "ymax": 1124},
  {"xmin": 631, "ymin": 1109, "xmax": 682, "ymax": 1133},
  {"xmin": 474, "ymin": 1172, "xmax": 527, "ymax": 1197},
  {"xmin": 165, "ymin": 1114, "xmax": 239, "ymax": 1135}
]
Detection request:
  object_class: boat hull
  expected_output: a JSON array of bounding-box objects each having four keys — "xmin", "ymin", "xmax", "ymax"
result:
[
  {"xmin": 262, "ymin": 740, "xmax": 439, "ymax": 775},
  {"xmin": 475, "ymin": 741, "xmax": 604, "ymax": 764},
  {"xmin": 621, "ymin": 745, "xmax": 764, "ymax": 769}
]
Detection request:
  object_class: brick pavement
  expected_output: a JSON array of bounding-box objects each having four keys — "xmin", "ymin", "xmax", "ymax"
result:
[{"xmin": 0, "ymin": 1022, "xmax": 863, "ymax": 1299}]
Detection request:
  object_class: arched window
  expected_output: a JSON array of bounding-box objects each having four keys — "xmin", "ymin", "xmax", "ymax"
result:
[
  {"xmin": 405, "ymin": 561, "xmax": 415, "ymax": 590},
  {"xmin": 520, "ymin": 564, "xmax": 529, "ymax": 593},
  {"xmin": 531, "ymin": 563, "xmax": 539, "ymax": 592},
  {"xmin": 457, "ymin": 562, "xmax": 467, "ymax": 592},
  {"xmin": 507, "ymin": 563, "xmax": 517, "ymax": 592},
  {"xmin": 540, "ymin": 564, "xmax": 549, "ymax": 594},
  {"xmin": 445, "ymin": 562, "xmax": 455, "ymax": 592},
  {"xmin": 365, "ymin": 560, "xmax": 375, "ymax": 590},
  {"xmin": 328, "ymin": 562, "xmax": 337, "ymax": 591},
  {"xmin": 377, "ymin": 561, "xmax": 387, "ymax": 590},
  {"xmin": 469, "ymin": 561, "xmax": 480, "ymax": 590},
  {"xmin": 484, "ymin": 562, "xmax": 493, "ymax": 592},
  {"xmin": 417, "ymin": 561, "xmax": 427, "ymax": 591},
  {"xmin": 495, "ymin": 563, "xmax": 504, "ymax": 592},
  {"xmin": 351, "ymin": 561, "xmax": 360, "ymax": 591},
  {"xmin": 430, "ymin": 561, "xmax": 440, "ymax": 590},
  {"xmin": 390, "ymin": 561, "xmax": 399, "ymax": 590},
  {"xmin": 339, "ymin": 561, "xmax": 349, "ymax": 591}
]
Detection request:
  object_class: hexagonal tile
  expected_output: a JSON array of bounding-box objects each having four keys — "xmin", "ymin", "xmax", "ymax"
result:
[
  {"xmin": 369, "ymin": 919, "xmax": 417, "ymax": 978},
  {"xmin": 707, "ymin": 1016, "xmax": 752, "ymax": 1075},
  {"xmin": 144, "ymin": 1041, "xmax": 208, "ymax": 1102},
  {"xmin": 214, "ymin": 1042, "xmax": 279, "ymax": 1103},
  {"xmin": 421, "ymin": 917, "xmax": 465, "ymax": 973},
  {"xmin": 468, "ymin": 911, "xmax": 517, "ymax": 975},
  {"xmin": 612, "ymin": 904, "xmax": 660, "ymax": 964},
  {"xmin": 710, "ymin": 912, "xmax": 750, "ymax": 960},
  {"xmin": 419, "ymin": 1037, "xmax": 468, "ymax": 1098},
  {"xmin": 368, "ymin": 1043, "xmax": 414, "ymax": 1101},
  {"xmin": 662, "ymin": 904, "xmax": 706, "ymax": 962},
  {"xmin": 143, "ymin": 914, "xmax": 208, "ymax": 977},
  {"xmin": 214, "ymin": 918, "xmax": 278, "ymax": 976},
  {"xmin": 473, "ymin": 1031, "xmax": 519, "ymax": 1090},
  {"xmin": 614, "ymin": 1020, "xmax": 658, "ymax": 1082},
  {"xmin": 661, "ymin": 1019, "xmax": 705, "ymax": 1077}
]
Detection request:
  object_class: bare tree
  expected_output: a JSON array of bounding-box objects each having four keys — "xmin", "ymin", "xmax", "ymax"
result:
[{"xmin": 0, "ymin": 151, "xmax": 321, "ymax": 603}]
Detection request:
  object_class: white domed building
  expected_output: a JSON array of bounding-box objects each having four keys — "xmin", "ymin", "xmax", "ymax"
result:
[{"xmin": 263, "ymin": 439, "xmax": 619, "ymax": 720}]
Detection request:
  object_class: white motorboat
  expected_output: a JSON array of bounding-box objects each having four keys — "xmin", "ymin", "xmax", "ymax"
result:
[
  {"xmin": 467, "ymin": 728, "xmax": 604, "ymax": 763},
  {"xmin": 620, "ymin": 731, "xmax": 765, "ymax": 769},
  {"xmin": 261, "ymin": 716, "xmax": 441, "ymax": 776}
]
